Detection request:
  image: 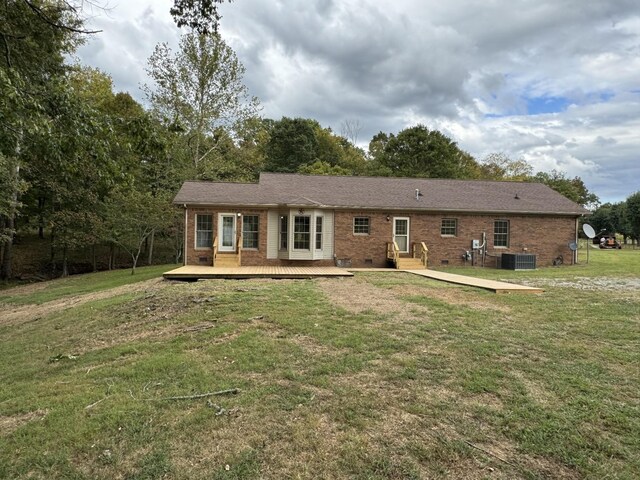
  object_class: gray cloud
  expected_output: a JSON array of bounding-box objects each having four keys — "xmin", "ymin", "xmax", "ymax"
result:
[{"xmin": 76, "ymin": 0, "xmax": 640, "ymax": 203}]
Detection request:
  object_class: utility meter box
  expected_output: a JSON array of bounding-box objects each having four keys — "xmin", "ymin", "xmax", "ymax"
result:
[{"xmin": 471, "ymin": 239, "xmax": 481, "ymax": 249}]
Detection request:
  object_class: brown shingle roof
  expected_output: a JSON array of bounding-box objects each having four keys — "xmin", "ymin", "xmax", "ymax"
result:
[{"xmin": 173, "ymin": 173, "xmax": 589, "ymax": 215}]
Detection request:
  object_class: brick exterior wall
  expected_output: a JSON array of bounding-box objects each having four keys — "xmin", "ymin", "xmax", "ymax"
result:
[
  {"xmin": 333, "ymin": 210, "xmax": 577, "ymax": 268},
  {"xmin": 185, "ymin": 207, "xmax": 269, "ymax": 266},
  {"xmin": 184, "ymin": 206, "xmax": 577, "ymax": 268}
]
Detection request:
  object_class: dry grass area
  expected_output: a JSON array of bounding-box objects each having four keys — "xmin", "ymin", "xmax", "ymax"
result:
[{"xmin": 1, "ymin": 258, "xmax": 639, "ymax": 479}]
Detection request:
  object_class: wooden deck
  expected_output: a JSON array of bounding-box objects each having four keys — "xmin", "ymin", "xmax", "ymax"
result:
[
  {"xmin": 404, "ymin": 269, "xmax": 543, "ymax": 294},
  {"xmin": 164, "ymin": 265, "xmax": 541, "ymax": 293},
  {"xmin": 163, "ymin": 265, "xmax": 353, "ymax": 280}
]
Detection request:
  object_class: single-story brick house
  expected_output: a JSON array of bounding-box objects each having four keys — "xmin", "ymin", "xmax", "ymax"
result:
[{"xmin": 173, "ymin": 173, "xmax": 589, "ymax": 269}]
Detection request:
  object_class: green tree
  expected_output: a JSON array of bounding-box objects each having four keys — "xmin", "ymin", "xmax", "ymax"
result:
[
  {"xmin": 170, "ymin": 0, "xmax": 229, "ymax": 33},
  {"xmin": 105, "ymin": 188, "xmax": 171, "ymax": 275},
  {"xmin": 144, "ymin": 32, "xmax": 260, "ymax": 177},
  {"xmin": 531, "ymin": 170, "xmax": 599, "ymax": 209},
  {"xmin": 264, "ymin": 117, "xmax": 367, "ymax": 175},
  {"xmin": 625, "ymin": 192, "xmax": 640, "ymax": 244},
  {"xmin": 368, "ymin": 125, "xmax": 480, "ymax": 179},
  {"xmin": 479, "ymin": 153, "xmax": 533, "ymax": 180},
  {"xmin": 0, "ymin": 0, "xmax": 88, "ymax": 279},
  {"xmin": 587, "ymin": 203, "xmax": 614, "ymax": 234},
  {"xmin": 298, "ymin": 161, "xmax": 351, "ymax": 176},
  {"xmin": 264, "ymin": 117, "xmax": 321, "ymax": 173}
]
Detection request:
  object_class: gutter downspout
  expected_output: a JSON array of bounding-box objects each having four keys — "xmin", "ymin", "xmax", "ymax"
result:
[
  {"xmin": 575, "ymin": 216, "xmax": 580, "ymax": 265},
  {"xmin": 183, "ymin": 205, "xmax": 188, "ymax": 266}
]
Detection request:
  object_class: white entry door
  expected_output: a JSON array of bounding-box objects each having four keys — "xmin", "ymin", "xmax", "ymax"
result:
[
  {"xmin": 393, "ymin": 217, "xmax": 410, "ymax": 253},
  {"xmin": 218, "ymin": 214, "xmax": 236, "ymax": 252}
]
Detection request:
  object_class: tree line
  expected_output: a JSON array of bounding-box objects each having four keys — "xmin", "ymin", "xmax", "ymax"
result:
[
  {"xmin": 586, "ymin": 193, "xmax": 640, "ymax": 245},
  {"xmin": 0, "ymin": 0, "xmax": 605, "ymax": 280}
]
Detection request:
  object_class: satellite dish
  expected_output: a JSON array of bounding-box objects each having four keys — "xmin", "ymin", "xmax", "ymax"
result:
[
  {"xmin": 568, "ymin": 242, "xmax": 578, "ymax": 251},
  {"xmin": 582, "ymin": 224, "xmax": 596, "ymax": 239}
]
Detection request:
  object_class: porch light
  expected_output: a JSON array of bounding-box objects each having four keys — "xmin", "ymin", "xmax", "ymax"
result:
[
  {"xmin": 237, "ymin": 212, "xmax": 242, "ymax": 217},
  {"xmin": 386, "ymin": 215, "xmax": 390, "ymax": 222}
]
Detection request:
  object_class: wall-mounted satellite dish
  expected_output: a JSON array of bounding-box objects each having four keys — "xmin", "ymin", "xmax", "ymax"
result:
[
  {"xmin": 582, "ymin": 224, "xmax": 596, "ymax": 239},
  {"xmin": 568, "ymin": 242, "xmax": 578, "ymax": 251}
]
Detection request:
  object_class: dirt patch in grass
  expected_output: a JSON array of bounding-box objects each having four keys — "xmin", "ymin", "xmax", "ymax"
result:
[
  {"xmin": 516, "ymin": 276, "xmax": 640, "ymax": 292},
  {"xmin": 316, "ymin": 277, "xmax": 430, "ymax": 321},
  {"xmin": 0, "ymin": 409, "xmax": 48, "ymax": 436},
  {"xmin": 394, "ymin": 285, "xmax": 512, "ymax": 312},
  {"xmin": 510, "ymin": 370, "xmax": 556, "ymax": 407},
  {"xmin": 0, "ymin": 278, "xmax": 165, "ymax": 328}
]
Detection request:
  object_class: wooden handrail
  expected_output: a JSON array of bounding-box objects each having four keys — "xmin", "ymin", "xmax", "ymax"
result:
[
  {"xmin": 387, "ymin": 241, "xmax": 401, "ymax": 269},
  {"xmin": 212, "ymin": 236, "xmax": 218, "ymax": 267},
  {"xmin": 419, "ymin": 242, "xmax": 428, "ymax": 268}
]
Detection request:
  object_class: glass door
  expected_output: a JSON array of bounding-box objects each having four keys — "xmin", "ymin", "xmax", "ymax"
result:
[
  {"xmin": 218, "ymin": 214, "xmax": 236, "ymax": 252},
  {"xmin": 393, "ymin": 217, "xmax": 410, "ymax": 253}
]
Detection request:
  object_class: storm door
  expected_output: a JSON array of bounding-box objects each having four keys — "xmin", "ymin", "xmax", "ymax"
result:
[
  {"xmin": 218, "ymin": 214, "xmax": 236, "ymax": 252},
  {"xmin": 393, "ymin": 217, "xmax": 410, "ymax": 253}
]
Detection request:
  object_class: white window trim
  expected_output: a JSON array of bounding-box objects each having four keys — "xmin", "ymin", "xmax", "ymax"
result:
[
  {"xmin": 194, "ymin": 213, "xmax": 213, "ymax": 250},
  {"xmin": 293, "ymin": 215, "xmax": 312, "ymax": 251},
  {"xmin": 242, "ymin": 214, "xmax": 260, "ymax": 250},
  {"xmin": 494, "ymin": 220, "xmax": 510, "ymax": 248},
  {"xmin": 353, "ymin": 216, "xmax": 370, "ymax": 235},
  {"xmin": 440, "ymin": 218, "xmax": 457, "ymax": 237},
  {"xmin": 393, "ymin": 217, "xmax": 410, "ymax": 253},
  {"xmin": 315, "ymin": 216, "xmax": 323, "ymax": 250}
]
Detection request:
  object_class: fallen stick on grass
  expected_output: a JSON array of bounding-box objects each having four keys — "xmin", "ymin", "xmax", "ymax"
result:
[
  {"xmin": 150, "ymin": 388, "xmax": 240, "ymax": 401},
  {"xmin": 85, "ymin": 397, "xmax": 108, "ymax": 409}
]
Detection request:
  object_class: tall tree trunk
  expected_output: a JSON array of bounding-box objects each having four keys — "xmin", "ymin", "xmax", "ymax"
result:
[
  {"xmin": 108, "ymin": 242, "xmax": 115, "ymax": 270},
  {"xmin": 49, "ymin": 229, "xmax": 56, "ymax": 276},
  {"xmin": 0, "ymin": 219, "xmax": 14, "ymax": 280},
  {"xmin": 147, "ymin": 230, "xmax": 155, "ymax": 265},
  {"xmin": 38, "ymin": 196, "xmax": 46, "ymax": 239},
  {"xmin": 62, "ymin": 245, "xmax": 68, "ymax": 277}
]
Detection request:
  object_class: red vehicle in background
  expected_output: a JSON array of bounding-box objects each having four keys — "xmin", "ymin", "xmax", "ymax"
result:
[{"xmin": 594, "ymin": 235, "xmax": 622, "ymax": 249}]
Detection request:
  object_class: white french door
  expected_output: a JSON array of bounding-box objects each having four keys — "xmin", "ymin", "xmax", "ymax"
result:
[
  {"xmin": 393, "ymin": 217, "xmax": 410, "ymax": 253},
  {"xmin": 218, "ymin": 214, "xmax": 236, "ymax": 252}
]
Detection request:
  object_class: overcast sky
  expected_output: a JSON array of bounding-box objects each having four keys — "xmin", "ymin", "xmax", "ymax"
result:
[{"xmin": 76, "ymin": 0, "xmax": 640, "ymax": 204}]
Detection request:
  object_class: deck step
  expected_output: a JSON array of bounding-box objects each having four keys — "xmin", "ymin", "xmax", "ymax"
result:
[
  {"xmin": 396, "ymin": 258, "xmax": 425, "ymax": 269},
  {"xmin": 214, "ymin": 253, "xmax": 240, "ymax": 267}
]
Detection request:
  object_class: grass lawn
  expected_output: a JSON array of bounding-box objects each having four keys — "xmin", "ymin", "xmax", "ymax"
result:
[
  {"xmin": 0, "ymin": 265, "xmax": 175, "ymax": 305},
  {"xmin": 0, "ymin": 250, "xmax": 638, "ymax": 479}
]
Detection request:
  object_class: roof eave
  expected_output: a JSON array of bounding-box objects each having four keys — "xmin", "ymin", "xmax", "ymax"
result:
[{"xmin": 174, "ymin": 200, "xmax": 585, "ymax": 216}]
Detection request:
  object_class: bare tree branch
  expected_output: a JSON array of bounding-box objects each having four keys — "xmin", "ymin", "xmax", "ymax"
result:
[{"xmin": 22, "ymin": 0, "xmax": 102, "ymax": 34}]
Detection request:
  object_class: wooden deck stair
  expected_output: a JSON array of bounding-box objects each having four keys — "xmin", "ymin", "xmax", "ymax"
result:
[
  {"xmin": 396, "ymin": 257, "xmax": 425, "ymax": 269},
  {"xmin": 214, "ymin": 252, "xmax": 240, "ymax": 268}
]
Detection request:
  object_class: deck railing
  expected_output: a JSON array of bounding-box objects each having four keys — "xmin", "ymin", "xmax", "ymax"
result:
[
  {"xmin": 212, "ymin": 236, "xmax": 218, "ymax": 267},
  {"xmin": 411, "ymin": 242, "xmax": 429, "ymax": 268},
  {"xmin": 419, "ymin": 242, "xmax": 428, "ymax": 268},
  {"xmin": 387, "ymin": 241, "xmax": 401, "ymax": 269},
  {"xmin": 236, "ymin": 232, "xmax": 243, "ymax": 266}
]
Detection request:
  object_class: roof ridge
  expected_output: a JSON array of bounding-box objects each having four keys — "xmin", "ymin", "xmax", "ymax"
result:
[{"xmin": 259, "ymin": 171, "xmax": 546, "ymax": 186}]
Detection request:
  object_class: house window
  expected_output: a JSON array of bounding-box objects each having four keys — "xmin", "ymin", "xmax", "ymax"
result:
[
  {"xmin": 353, "ymin": 217, "xmax": 370, "ymax": 235},
  {"xmin": 242, "ymin": 215, "xmax": 259, "ymax": 249},
  {"xmin": 294, "ymin": 216, "xmax": 311, "ymax": 250},
  {"xmin": 195, "ymin": 214, "xmax": 213, "ymax": 249},
  {"xmin": 315, "ymin": 216, "xmax": 323, "ymax": 250},
  {"xmin": 279, "ymin": 215, "xmax": 288, "ymax": 250},
  {"xmin": 494, "ymin": 220, "xmax": 509, "ymax": 247},
  {"xmin": 441, "ymin": 218, "xmax": 457, "ymax": 236}
]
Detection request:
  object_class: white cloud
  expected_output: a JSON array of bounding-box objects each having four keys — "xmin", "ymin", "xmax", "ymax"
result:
[{"xmin": 75, "ymin": 0, "xmax": 640, "ymax": 203}]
